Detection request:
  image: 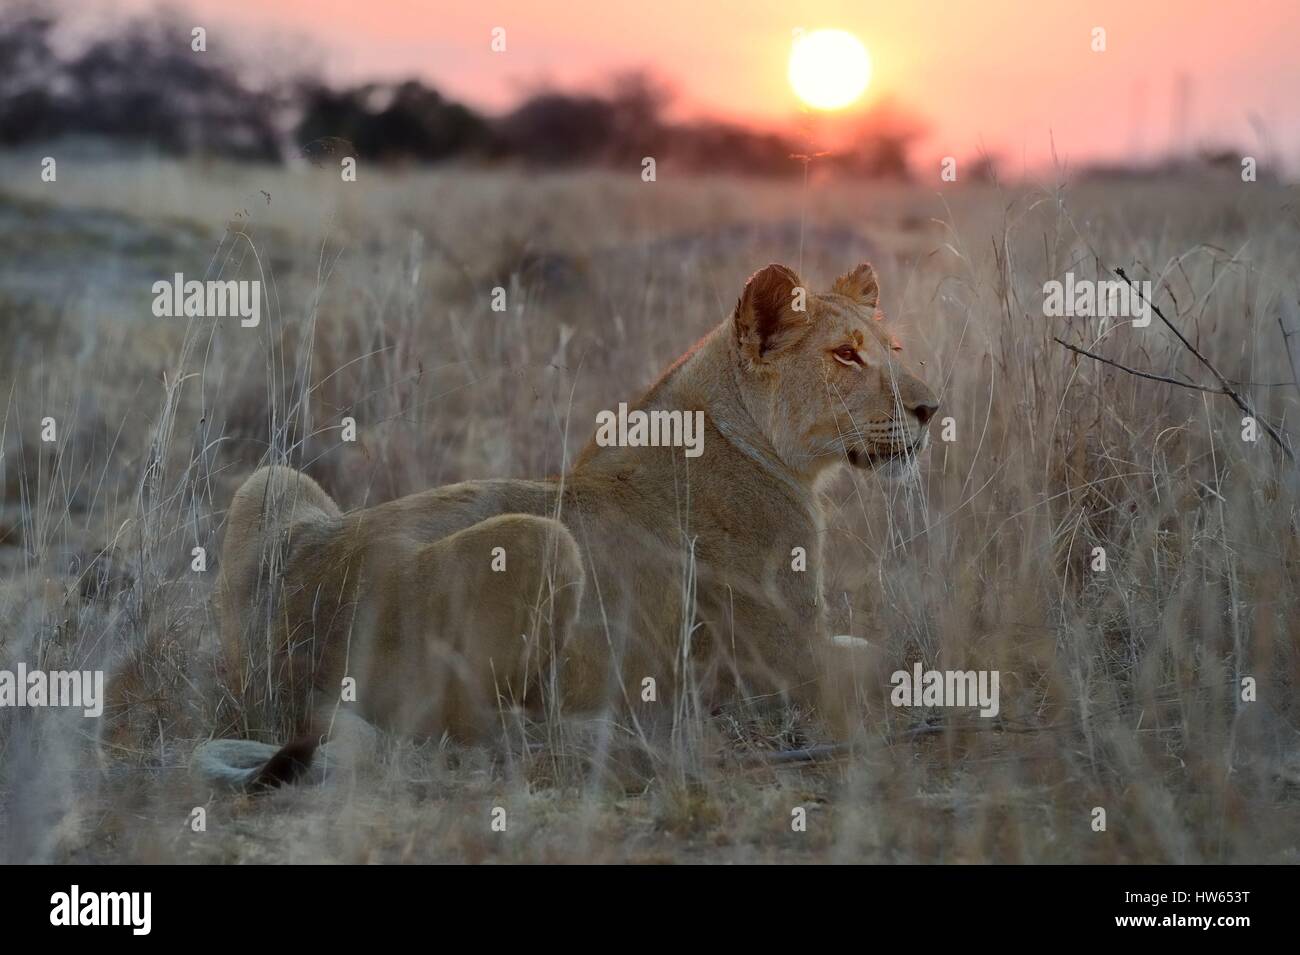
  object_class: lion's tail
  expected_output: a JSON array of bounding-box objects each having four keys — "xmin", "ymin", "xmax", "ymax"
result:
[{"xmin": 191, "ymin": 735, "xmax": 321, "ymax": 793}]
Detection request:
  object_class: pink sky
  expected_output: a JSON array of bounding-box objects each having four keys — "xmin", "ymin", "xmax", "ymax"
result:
[{"xmin": 127, "ymin": 0, "xmax": 1300, "ymax": 172}]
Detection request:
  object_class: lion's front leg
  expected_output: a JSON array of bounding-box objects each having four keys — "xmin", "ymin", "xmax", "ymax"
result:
[
  {"xmin": 704, "ymin": 591, "xmax": 827, "ymax": 713},
  {"xmin": 702, "ymin": 589, "xmax": 892, "ymax": 736}
]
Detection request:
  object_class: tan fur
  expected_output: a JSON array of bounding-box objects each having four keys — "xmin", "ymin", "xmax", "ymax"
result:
[{"xmin": 209, "ymin": 262, "xmax": 938, "ymax": 775}]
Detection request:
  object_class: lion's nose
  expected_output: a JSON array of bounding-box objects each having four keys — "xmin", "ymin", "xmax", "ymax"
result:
[{"xmin": 910, "ymin": 397, "xmax": 938, "ymax": 425}]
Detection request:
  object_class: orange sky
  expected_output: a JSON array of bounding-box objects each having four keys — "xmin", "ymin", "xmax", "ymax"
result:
[{"xmin": 126, "ymin": 0, "xmax": 1300, "ymax": 172}]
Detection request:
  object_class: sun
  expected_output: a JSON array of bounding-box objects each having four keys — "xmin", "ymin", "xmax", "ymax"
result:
[{"xmin": 788, "ymin": 29, "xmax": 872, "ymax": 111}]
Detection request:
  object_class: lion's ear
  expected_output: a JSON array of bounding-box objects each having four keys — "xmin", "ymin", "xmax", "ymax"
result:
[
  {"xmin": 733, "ymin": 263, "xmax": 808, "ymax": 363},
  {"xmin": 832, "ymin": 262, "xmax": 880, "ymax": 312}
]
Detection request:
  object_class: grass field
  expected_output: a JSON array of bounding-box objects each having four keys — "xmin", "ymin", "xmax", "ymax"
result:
[{"xmin": 1, "ymin": 154, "xmax": 1298, "ymax": 862}]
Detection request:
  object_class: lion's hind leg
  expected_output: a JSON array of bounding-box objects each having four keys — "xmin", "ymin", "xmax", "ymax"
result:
[
  {"xmin": 384, "ymin": 514, "xmax": 585, "ymax": 740},
  {"xmin": 215, "ymin": 465, "xmax": 341, "ymax": 645},
  {"xmin": 214, "ymin": 465, "xmax": 343, "ymax": 732}
]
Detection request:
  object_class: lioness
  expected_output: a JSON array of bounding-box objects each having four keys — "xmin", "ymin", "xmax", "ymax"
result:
[{"xmin": 198, "ymin": 261, "xmax": 937, "ymax": 789}]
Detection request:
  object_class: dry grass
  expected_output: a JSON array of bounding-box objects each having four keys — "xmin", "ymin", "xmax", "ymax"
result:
[{"xmin": 1, "ymin": 154, "xmax": 1298, "ymax": 863}]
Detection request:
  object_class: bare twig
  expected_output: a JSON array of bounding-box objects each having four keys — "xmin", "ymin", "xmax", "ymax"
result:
[
  {"xmin": 738, "ymin": 742, "xmax": 851, "ymax": 766},
  {"xmin": 1278, "ymin": 296, "xmax": 1300, "ymax": 394},
  {"xmin": 1116, "ymin": 267, "xmax": 1294, "ymax": 462},
  {"xmin": 1052, "ymin": 269, "xmax": 1295, "ymax": 464},
  {"xmin": 1053, "ymin": 337, "xmax": 1221, "ymax": 393}
]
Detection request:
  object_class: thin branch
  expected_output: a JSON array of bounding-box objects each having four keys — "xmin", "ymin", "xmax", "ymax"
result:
[
  {"xmin": 1278, "ymin": 303, "xmax": 1300, "ymax": 395},
  {"xmin": 1113, "ymin": 268, "xmax": 1294, "ymax": 463},
  {"xmin": 736, "ymin": 743, "xmax": 850, "ymax": 767},
  {"xmin": 1053, "ymin": 337, "xmax": 1222, "ymax": 393}
]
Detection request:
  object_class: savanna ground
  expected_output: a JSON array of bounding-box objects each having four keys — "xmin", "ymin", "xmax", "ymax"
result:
[{"xmin": 1, "ymin": 150, "xmax": 1298, "ymax": 863}]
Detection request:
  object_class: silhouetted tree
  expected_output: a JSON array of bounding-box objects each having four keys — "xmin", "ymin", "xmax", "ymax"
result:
[
  {"xmin": 496, "ymin": 71, "xmax": 671, "ymax": 166},
  {"xmin": 297, "ymin": 80, "xmax": 491, "ymax": 162},
  {"xmin": 665, "ymin": 122, "xmax": 798, "ymax": 176},
  {"xmin": 497, "ymin": 92, "xmax": 620, "ymax": 165},
  {"xmin": 0, "ymin": 5, "xmax": 281, "ymax": 159},
  {"xmin": 833, "ymin": 98, "xmax": 928, "ymax": 180},
  {"xmin": 63, "ymin": 16, "xmax": 280, "ymax": 160},
  {"xmin": 0, "ymin": 4, "xmax": 66, "ymax": 143}
]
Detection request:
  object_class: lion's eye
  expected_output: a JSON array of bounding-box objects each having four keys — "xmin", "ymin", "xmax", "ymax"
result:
[{"xmin": 833, "ymin": 346, "xmax": 859, "ymax": 366}]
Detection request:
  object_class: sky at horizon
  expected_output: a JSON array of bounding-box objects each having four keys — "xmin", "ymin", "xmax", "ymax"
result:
[{"xmin": 116, "ymin": 0, "xmax": 1300, "ymax": 173}]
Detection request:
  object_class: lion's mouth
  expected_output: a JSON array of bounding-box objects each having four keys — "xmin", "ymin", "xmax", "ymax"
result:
[{"xmin": 847, "ymin": 433, "xmax": 928, "ymax": 470}]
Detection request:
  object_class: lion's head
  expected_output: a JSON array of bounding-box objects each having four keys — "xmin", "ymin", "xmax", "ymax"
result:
[{"xmin": 731, "ymin": 261, "xmax": 938, "ymax": 481}]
